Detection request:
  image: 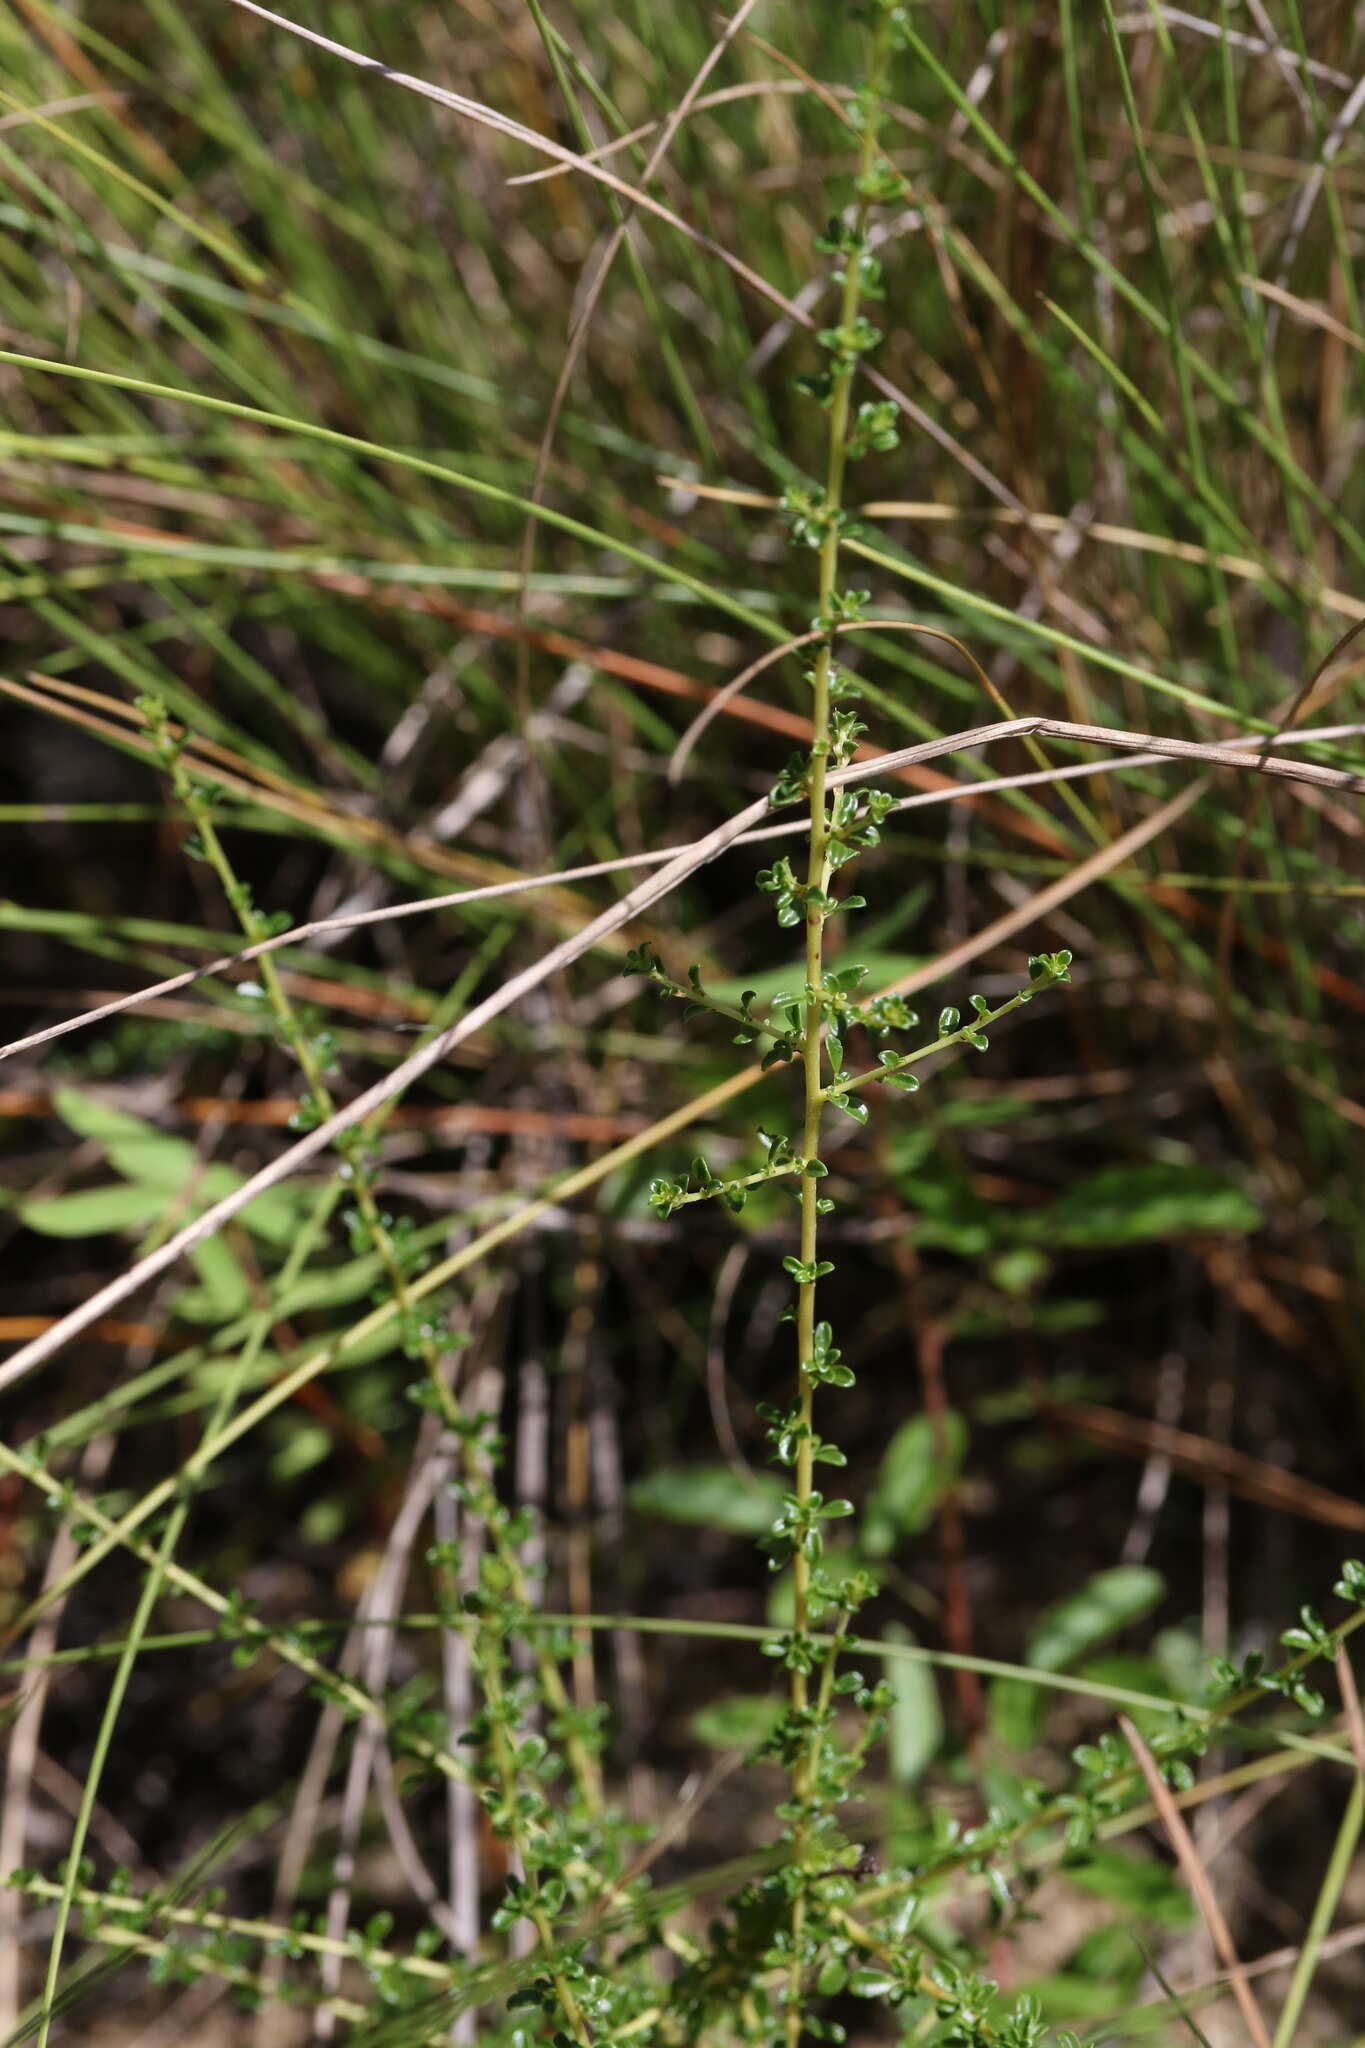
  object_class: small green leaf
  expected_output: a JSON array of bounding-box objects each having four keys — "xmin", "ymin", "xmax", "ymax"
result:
[
  {"xmin": 1048, "ymin": 1162, "xmax": 1262, "ymax": 1247},
  {"xmin": 848, "ymin": 1967, "xmax": 898, "ymax": 1996},
  {"xmin": 768, "ymin": 1546, "xmax": 877, "ymax": 1626}
]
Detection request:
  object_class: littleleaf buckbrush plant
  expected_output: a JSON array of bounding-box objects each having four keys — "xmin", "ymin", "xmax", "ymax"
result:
[
  {"xmin": 4, "ymin": 3, "xmax": 1365, "ymax": 2043},
  {"xmin": 627, "ymin": 6, "xmax": 1074, "ymax": 2038}
]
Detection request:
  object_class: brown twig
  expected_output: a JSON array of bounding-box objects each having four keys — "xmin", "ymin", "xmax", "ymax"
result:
[
  {"xmin": 1119, "ymin": 1715, "xmax": 1273, "ymax": 2048},
  {"xmin": 1047, "ymin": 1401, "xmax": 1365, "ymax": 1535},
  {"xmin": 1335, "ymin": 1642, "xmax": 1365, "ymax": 1782}
]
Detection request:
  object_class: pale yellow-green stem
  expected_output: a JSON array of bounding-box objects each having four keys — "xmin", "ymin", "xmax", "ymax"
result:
[
  {"xmin": 785, "ymin": 51, "xmax": 888, "ymax": 2045},
  {"xmin": 166, "ymin": 758, "xmax": 606, "ymax": 2042}
]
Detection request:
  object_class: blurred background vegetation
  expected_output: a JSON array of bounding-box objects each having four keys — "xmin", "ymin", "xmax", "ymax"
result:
[{"xmin": 1, "ymin": 0, "xmax": 1364, "ymax": 2040}]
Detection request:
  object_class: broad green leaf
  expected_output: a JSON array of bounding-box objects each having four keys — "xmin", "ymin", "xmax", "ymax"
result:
[
  {"xmin": 991, "ymin": 1247, "xmax": 1049, "ymax": 1297},
  {"xmin": 21, "ymin": 1184, "xmax": 170, "ymax": 1237},
  {"xmin": 891, "ymin": 1162, "xmax": 1000, "ymax": 1256},
  {"xmin": 1065, "ymin": 1846, "xmax": 1194, "ymax": 1929},
  {"xmin": 1075, "ymin": 1652, "xmax": 1172, "ymax": 1712},
  {"xmin": 629, "ymin": 1464, "xmax": 784, "ymax": 1538},
  {"xmin": 55, "ymin": 1093, "xmax": 246, "ymax": 1218},
  {"xmin": 300, "ymin": 1496, "xmax": 347, "ymax": 1546},
  {"xmin": 310, "ymin": 1318, "xmax": 408, "ymax": 1369},
  {"xmin": 275, "ymin": 1257, "xmax": 388, "ymax": 1314},
  {"xmin": 1022, "ymin": 1963, "xmax": 1139, "ymax": 2022},
  {"xmin": 1066, "ymin": 1922, "xmax": 1148, "ymax": 1984},
  {"xmin": 52, "ymin": 1088, "xmax": 303, "ymax": 1245},
  {"xmin": 55, "ymin": 1088, "xmax": 202, "ymax": 1192},
  {"xmin": 270, "ymin": 1421, "xmax": 333, "ymax": 1483},
  {"xmin": 191, "ymin": 1355, "xmax": 285, "ymax": 1399},
  {"xmin": 992, "ymin": 1566, "xmax": 1165, "ymax": 1749},
  {"xmin": 1027, "ymin": 1566, "xmax": 1165, "ymax": 1672},
  {"xmin": 209, "ymin": 1181, "xmax": 304, "ymax": 1247},
  {"xmin": 862, "ymin": 1411, "xmax": 966, "ymax": 1558},
  {"xmin": 1046, "ymin": 1162, "xmax": 1262, "ymax": 1246},
  {"xmin": 1153, "ymin": 1626, "xmax": 1208, "ymax": 1703},
  {"xmin": 882, "ymin": 1623, "xmax": 943, "ymax": 1784},
  {"xmin": 175, "ymin": 1284, "xmax": 235, "ymax": 1325},
  {"xmin": 188, "ymin": 1235, "xmax": 251, "ymax": 1318},
  {"xmin": 955, "ymin": 1299, "xmax": 1103, "ymax": 1341},
  {"xmin": 689, "ymin": 1695, "xmax": 783, "ymax": 1752},
  {"xmin": 55, "ymin": 1086, "xmax": 173, "ymax": 1153},
  {"xmin": 990, "ymin": 1680, "xmax": 1043, "ymax": 1752}
]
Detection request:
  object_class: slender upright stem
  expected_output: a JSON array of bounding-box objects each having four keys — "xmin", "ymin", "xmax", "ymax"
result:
[
  {"xmin": 143, "ymin": 717, "xmax": 602, "ymax": 2042},
  {"xmin": 785, "ymin": 48, "xmax": 887, "ymax": 2044}
]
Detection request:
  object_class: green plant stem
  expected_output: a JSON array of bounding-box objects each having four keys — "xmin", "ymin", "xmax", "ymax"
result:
[
  {"xmin": 149, "ymin": 713, "xmax": 606, "ymax": 2032},
  {"xmin": 826, "ymin": 974, "xmax": 1065, "ymax": 1100},
  {"xmin": 644, "ymin": 968, "xmax": 786, "ymax": 1044},
  {"xmin": 1270, "ymin": 1771, "xmax": 1364, "ymax": 2048},
  {"xmin": 786, "ymin": 52, "xmax": 886, "ymax": 2047},
  {"xmin": 159, "ymin": 726, "xmax": 605, "ymax": 1818},
  {"xmin": 34, "ymin": 1504, "xmax": 193, "ymax": 2047},
  {"xmin": 9, "ymin": 1872, "xmax": 450, "ymax": 1986},
  {"xmin": 30, "ymin": 1167, "xmax": 339, "ymax": 2046},
  {"xmin": 668, "ymin": 1160, "xmax": 801, "ymax": 1210},
  {"xmin": 10, "ymin": 1609, "xmax": 1360, "ymax": 1760},
  {"xmin": 469, "ymin": 1608, "xmax": 595, "ymax": 2045},
  {"xmin": 5, "ymin": 721, "xmax": 606, "ymax": 2027},
  {"xmin": 0, "ymin": 1433, "xmax": 470, "ymax": 1779}
]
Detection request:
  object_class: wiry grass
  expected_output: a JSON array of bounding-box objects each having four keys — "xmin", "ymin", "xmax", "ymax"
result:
[{"xmin": 1, "ymin": 2, "xmax": 1364, "ymax": 2043}]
